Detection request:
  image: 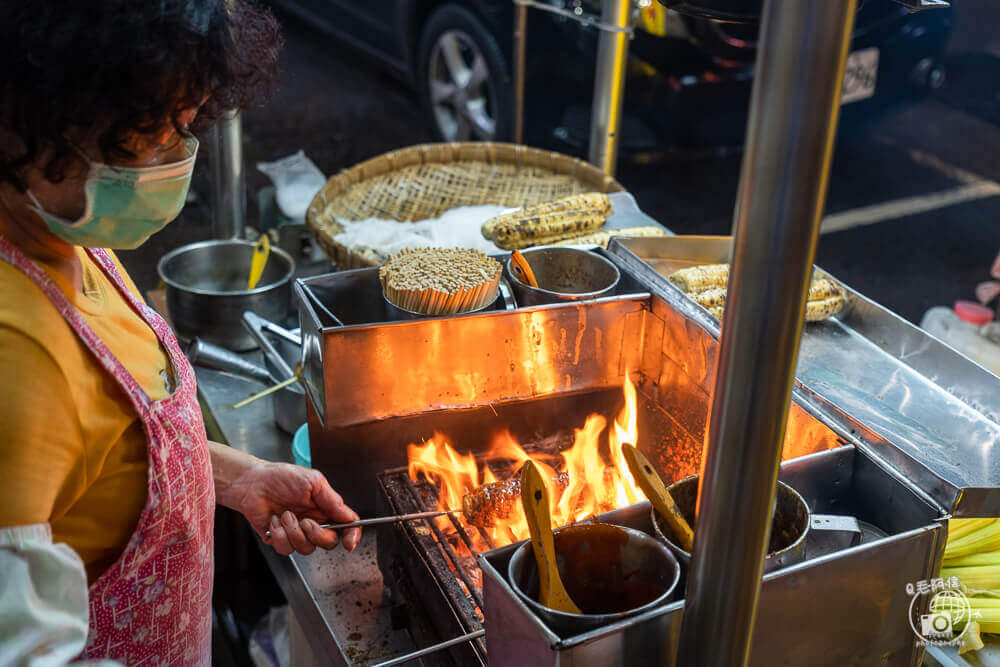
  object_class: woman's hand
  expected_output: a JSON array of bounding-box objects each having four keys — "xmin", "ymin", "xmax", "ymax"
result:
[{"xmin": 209, "ymin": 442, "xmax": 361, "ymax": 555}]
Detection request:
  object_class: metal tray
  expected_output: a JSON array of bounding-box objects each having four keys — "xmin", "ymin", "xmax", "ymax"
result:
[
  {"xmin": 609, "ymin": 235, "xmax": 1000, "ymax": 517},
  {"xmin": 480, "ymin": 445, "xmax": 947, "ymax": 667}
]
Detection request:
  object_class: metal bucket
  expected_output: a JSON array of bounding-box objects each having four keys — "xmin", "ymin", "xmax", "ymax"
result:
[
  {"xmin": 652, "ymin": 475, "xmax": 809, "ymax": 574},
  {"xmin": 507, "ymin": 523, "xmax": 680, "ymax": 635},
  {"xmin": 505, "ymin": 247, "xmax": 620, "ymax": 306},
  {"xmin": 159, "ymin": 239, "xmax": 294, "ymax": 351},
  {"xmin": 382, "ymin": 290, "xmax": 500, "ymax": 321}
]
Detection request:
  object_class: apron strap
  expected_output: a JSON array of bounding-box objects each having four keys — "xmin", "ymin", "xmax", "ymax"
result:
[{"xmin": 0, "ymin": 237, "xmax": 152, "ymax": 414}]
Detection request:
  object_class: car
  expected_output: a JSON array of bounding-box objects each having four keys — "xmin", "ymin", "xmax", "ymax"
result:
[{"xmin": 267, "ymin": 0, "xmax": 953, "ymax": 159}]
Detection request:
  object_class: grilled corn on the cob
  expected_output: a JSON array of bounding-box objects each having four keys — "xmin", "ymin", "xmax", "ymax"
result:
[
  {"xmin": 690, "ymin": 286, "xmax": 728, "ymax": 309},
  {"xmin": 808, "ymin": 278, "xmax": 842, "ymax": 301},
  {"xmin": 483, "ymin": 192, "xmax": 612, "ymax": 250},
  {"xmin": 671, "ymin": 263, "xmax": 846, "ymax": 322},
  {"xmin": 805, "ymin": 294, "xmax": 846, "ymax": 321},
  {"xmin": 551, "ymin": 225, "xmax": 667, "ymax": 248},
  {"xmin": 668, "ymin": 264, "xmax": 730, "ymax": 293}
]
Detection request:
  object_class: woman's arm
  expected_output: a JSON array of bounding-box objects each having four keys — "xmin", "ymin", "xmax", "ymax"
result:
[
  {"xmin": 208, "ymin": 441, "xmax": 362, "ymax": 555},
  {"xmin": 0, "ymin": 525, "xmax": 121, "ymax": 666}
]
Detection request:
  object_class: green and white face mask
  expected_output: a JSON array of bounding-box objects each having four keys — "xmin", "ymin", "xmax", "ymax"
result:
[{"xmin": 28, "ymin": 137, "xmax": 199, "ymax": 249}]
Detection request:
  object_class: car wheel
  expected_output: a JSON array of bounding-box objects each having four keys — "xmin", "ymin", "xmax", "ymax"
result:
[{"xmin": 418, "ymin": 4, "xmax": 512, "ymax": 142}]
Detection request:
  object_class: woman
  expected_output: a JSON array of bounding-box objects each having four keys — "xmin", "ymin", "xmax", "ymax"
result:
[{"xmin": 0, "ymin": 2, "xmax": 361, "ymax": 664}]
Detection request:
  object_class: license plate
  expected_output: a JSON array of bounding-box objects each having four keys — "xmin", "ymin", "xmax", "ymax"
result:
[{"xmin": 841, "ymin": 47, "xmax": 879, "ymax": 105}]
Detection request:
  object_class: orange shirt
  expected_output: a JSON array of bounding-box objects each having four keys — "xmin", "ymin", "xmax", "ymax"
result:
[{"xmin": 0, "ymin": 247, "xmax": 172, "ymax": 582}]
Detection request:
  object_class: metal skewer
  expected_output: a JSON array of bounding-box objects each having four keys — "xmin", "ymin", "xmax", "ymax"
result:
[
  {"xmin": 318, "ymin": 510, "xmax": 457, "ymax": 531},
  {"xmin": 263, "ymin": 510, "xmax": 457, "ymax": 539},
  {"xmin": 371, "ymin": 629, "xmax": 486, "ymax": 667}
]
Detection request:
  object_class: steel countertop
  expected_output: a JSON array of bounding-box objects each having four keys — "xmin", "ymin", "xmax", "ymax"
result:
[{"xmin": 195, "ymin": 361, "xmax": 414, "ymax": 667}]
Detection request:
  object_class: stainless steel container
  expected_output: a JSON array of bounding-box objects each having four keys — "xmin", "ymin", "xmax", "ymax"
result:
[
  {"xmin": 481, "ymin": 446, "xmax": 948, "ymax": 667},
  {"xmin": 158, "ymin": 239, "xmax": 294, "ymax": 351},
  {"xmin": 505, "ymin": 247, "xmax": 620, "ymax": 306},
  {"xmin": 242, "ymin": 312, "xmax": 306, "ymax": 434},
  {"xmin": 650, "ymin": 475, "xmax": 860, "ymax": 574},
  {"xmin": 507, "ymin": 523, "xmax": 680, "ymax": 635},
  {"xmin": 382, "ymin": 292, "xmax": 500, "ymax": 321},
  {"xmin": 655, "ymin": 476, "xmax": 809, "ymax": 574}
]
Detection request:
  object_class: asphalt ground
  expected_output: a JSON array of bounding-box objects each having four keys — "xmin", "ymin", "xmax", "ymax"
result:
[{"xmin": 119, "ymin": 2, "xmax": 1000, "ymax": 326}]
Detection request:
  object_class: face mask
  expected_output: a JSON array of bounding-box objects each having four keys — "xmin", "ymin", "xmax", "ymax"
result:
[{"xmin": 28, "ymin": 137, "xmax": 199, "ymax": 249}]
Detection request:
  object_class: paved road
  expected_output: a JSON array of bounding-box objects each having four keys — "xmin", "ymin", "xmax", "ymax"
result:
[{"xmin": 120, "ymin": 2, "xmax": 1000, "ymax": 325}]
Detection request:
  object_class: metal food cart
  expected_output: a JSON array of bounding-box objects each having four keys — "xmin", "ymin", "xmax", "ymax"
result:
[{"xmin": 194, "ymin": 0, "xmax": 1000, "ymax": 664}]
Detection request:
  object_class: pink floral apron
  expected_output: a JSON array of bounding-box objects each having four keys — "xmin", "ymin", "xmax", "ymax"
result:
[{"xmin": 0, "ymin": 237, "xmax": 215, "ymax": 666}]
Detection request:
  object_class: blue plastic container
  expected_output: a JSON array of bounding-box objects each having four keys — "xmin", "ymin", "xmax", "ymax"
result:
[{"xmin": 292, "ymin": 423, "xmax": 311, "ymax": 468}]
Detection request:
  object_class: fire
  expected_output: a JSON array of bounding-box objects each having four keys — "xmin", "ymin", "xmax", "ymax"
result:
[{"xmin": 407, "ymin": 373, "xmax": 648, "ymax": 548}]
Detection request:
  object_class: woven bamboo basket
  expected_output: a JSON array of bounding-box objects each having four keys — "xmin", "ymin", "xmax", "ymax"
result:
[{"xmin": 306, "ymin": 142, "xmax": 624, "ymax": 269}]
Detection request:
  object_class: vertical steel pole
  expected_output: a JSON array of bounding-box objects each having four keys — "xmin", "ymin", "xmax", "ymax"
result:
[
  {"xmin": 211, "ymin": 109, "xmax": 245, "ymax": 238},
  {"xmin": 587, "ymin": 0, "xmax": 632, "ymax": 175},
  {"xmin": 512, "ymin": 1, "xmax": 528, "ymax": 144},
  {"xmin": 676, "ymin": 2, "xmax": 856, "ymax": 665}
]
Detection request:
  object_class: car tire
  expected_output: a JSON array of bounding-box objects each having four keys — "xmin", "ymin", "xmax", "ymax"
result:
[{"xmin": 417, "ymin": 4, "xmax": 512, "ymax": 143}]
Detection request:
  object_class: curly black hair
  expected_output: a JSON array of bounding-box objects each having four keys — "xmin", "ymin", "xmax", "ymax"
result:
[{"xmin": 0, "ymin": 0, "xmax": 283, "ymax": 190}]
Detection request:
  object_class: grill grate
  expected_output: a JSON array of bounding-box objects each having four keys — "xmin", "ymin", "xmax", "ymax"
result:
[{"xmin": 375, "ymin": 433, "xmax": 574, "ymax": 664}]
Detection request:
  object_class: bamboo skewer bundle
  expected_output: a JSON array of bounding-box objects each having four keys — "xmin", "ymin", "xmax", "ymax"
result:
[{"xmin": 379, "ymin": 248, "xmax": 502, "ymax": 316}]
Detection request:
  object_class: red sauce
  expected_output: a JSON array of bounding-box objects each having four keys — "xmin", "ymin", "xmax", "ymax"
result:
[{"xmin": 536, "ymin": 524, "xmax": 671, "ymax": 615}]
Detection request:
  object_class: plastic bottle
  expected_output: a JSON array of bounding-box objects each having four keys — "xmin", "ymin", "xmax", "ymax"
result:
[{"xmin": 920, "ymin": 304, "xmax": 1000, "ymax": 375}]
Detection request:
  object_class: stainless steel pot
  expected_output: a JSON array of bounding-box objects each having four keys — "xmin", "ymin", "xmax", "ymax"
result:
[
  {"xmin": 651, "ymin": 475, "xmax": 860, "ymax": 574},
  {"xmin": 507, "ymin": 523, "xmax": 680, "ymax": 635},
  {"xmin": 504, "ymin": 247, "xmax": 620, "ymax": 307},
  {"xmin": 158, "ymin": 240, "xmax": 294, "ymax": 351}
]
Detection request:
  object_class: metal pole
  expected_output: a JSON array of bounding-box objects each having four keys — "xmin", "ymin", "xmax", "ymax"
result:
[
  {"xmin": 512, "ymin": 1, "xmax": 527, "ymax": 144},
  {"xmin": 676, "ymin": 2, "xmax": 856, "ymax": 665},
  {"xmin": 587, "ymin": 0, "xmax": 632, "ymax": 175},
  {"xmin": 211, "ymin": 109, "xmax": 245, "ymax": 238}
]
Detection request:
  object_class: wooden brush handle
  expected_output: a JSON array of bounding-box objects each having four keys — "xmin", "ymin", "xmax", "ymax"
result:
[
  {"xmin": 520, "ymin": 461, "xmax": 581, "ymax": 614},
  {"xmin": 510, "ymin": 250, "xmax": 539, "ymax": 287},
  {"xmin": 622, "ymin": 444, "xmax": 695, "ymax": 552}
]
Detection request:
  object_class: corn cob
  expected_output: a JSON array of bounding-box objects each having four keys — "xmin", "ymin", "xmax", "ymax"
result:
[
  {"xmin": 668, "ymin": 264, "xmax": 730, "ymax": 293},
  {"xmin": 808, "ymin": 278, "xmax": 842, "ymax": 301},
  {"xmin": 690, "ymin": 286, "xmax": 727, "ymax": 309},
  {"xmin": 945, "ymin": 521, "xmax": 1000, "ymax": 559},
  {"xmin": 673, "ymin": 263, "xmax": 846, "ymax": 321},
  {"xmin": 805, "ymin": 294, "xmax": 846, "ymax": 321},
  {"xmin": 950, "ymin": 519, "xmax": 1000, "ymax": 543},
  {"xmin": 942, "ymin": 566, "xmax": 1000, "ymax": 590},
  {"xmin": 462, "ymin": 472, "xmax": 570, "ymax": 527},
  {"xmin": 483, "ymin": 192, "xmax": 612, "ymax": 250},
  {"xmin": 945, "ymin": 552, "xmax": 1000, "ymax": 568},
  {"xmin": 492, "ymin": 229, "xmax": 603, "ymax": 249},
  {"xmin": 550, "ymin": 225, "xmax": 668, "ymax": 248}
]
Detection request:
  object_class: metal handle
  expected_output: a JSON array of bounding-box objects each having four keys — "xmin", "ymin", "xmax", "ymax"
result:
[
  {"xmin": 319, "ymin": 510, "xmax": 456, "ymax": 531},
  {"xmin": 806, "ymin": 514, "xmax": 863, "ymax": 555},
  {"xmin": 262, "ymin": 320, "xmax": 302, "ymax": 346},
  {"xmin": 187, "ymin": 338, "xmax": 273, "ymax": 384},
  {"xmin": 499, "ymin": 279, "xmax": 518, "ymax": 311},
  {"xmin": 241, "ymin": 311, "xmax": 298, "ymax": 382}
]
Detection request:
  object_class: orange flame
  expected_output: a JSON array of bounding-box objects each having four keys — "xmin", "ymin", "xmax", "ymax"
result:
[{"xmin": 406, "ymin": 373, "xmax": 648, "ymax": 548}]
